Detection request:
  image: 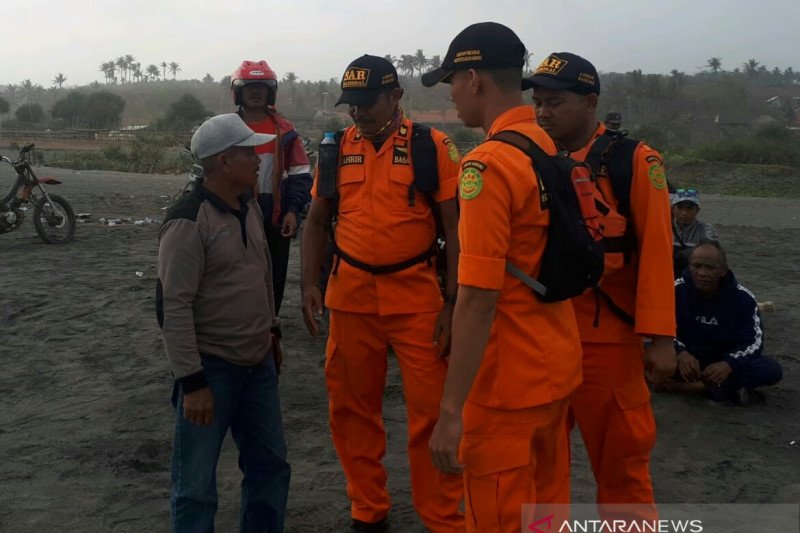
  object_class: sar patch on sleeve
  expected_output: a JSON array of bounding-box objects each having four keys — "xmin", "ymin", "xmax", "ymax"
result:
[
  {"xmin": 443, "ymin": 137, "xmax": 460, "ymax": 163},
  {"xmin": 459, "ymin": 160, "xmax": 486, "ymax": 200},
  {"xmin": 647, "ymin": 161, "xmax": 666, "ymax": 190}
]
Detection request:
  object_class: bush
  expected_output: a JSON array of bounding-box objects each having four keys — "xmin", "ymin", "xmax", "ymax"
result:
[
  {"xmin": 50, "ymin": 90, "xmax": 125, "ymax": 129},
  {"xmin": 692, "ymin": 133, "xmax": 800, "ymax": 167},
  {"xmin": 15, "ymin": 103, "xmax": 45, "ymax": 123},
  {"xmin": 39, "ymin": 138, "xmax": 188, "ymax": 174},
  {"xmin": 153, "ymin": 94, "xmax": 209, "ymax": 132},
  {"xmin": 754, "ymin": 124, "xmax": 793, "ymax": 143},
  {"xmin": 83, "ymin": 91, "xmax": 125, "ymax": 129},
  {"xmin": 0, "ymin": 96, "xmax": 9, "ymax": 115}
]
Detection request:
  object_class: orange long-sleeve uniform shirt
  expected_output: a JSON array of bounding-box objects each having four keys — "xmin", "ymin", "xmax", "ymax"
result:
[
  {"xmin": 456, "ymin": 105, "xmax": 582, "ymax": 533},
  {"xmin": 457, "ymin": 106, "xmax": 583, "ymax": 410},
  {"xmin": 312, "ymin": 117, "xmax": 460, "ymax": 314},
  {"xmin": 570, "ymin": 123, "xmax": 676, "ymax": 344}
]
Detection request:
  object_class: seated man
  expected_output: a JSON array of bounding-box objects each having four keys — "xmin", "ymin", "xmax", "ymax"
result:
[
  {"xmin": 672, "ymin": 188, "xmax": 718, "ymax": 277},
  {"xmin": 671, "ymin": 241, "xmax": 783, "ymax": 404}
]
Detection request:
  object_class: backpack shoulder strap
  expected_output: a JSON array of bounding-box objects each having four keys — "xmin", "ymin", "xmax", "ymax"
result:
[
  {"xmin": 586, "ymin": 130, "xmax": 639, "ymax": 217},
  {"xmin": 488, "ymin": 130, "xmax": 550, "ymax": 164},
  {"xmin": 410, "ymin": 122, "xmax": 439, "ymax": 195},
  {"xmin": 486, "ymin": 130, "xmax": 557, "ymax": 298}
]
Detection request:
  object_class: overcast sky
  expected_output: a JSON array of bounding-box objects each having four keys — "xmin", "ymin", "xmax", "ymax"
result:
[{"xmin": 3, "ymin": 0, "xmax": 799, "ymax": 87}]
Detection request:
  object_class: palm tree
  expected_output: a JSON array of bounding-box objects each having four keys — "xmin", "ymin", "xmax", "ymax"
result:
[
  {"xmin": 398, "ymin": 55, "xmax": 415, "ymax": 76},
  {"xmin": 706, "ymin": 57, "xmax": 722, "ymax": 73},
  {"xmin": 383, "ymin": 55, "xmax": 398, "ymax": 66},
  {"xmin": 99, "ymin": 61, "xmax": 114, "ymax": 84},
  {"xmin": 115, "ymin": 56, "xmax": 127, "ymax": 83},
  {"xmin": 146, "ymin": 64, "xmax": 160, "ymax": 81},
  {"xmin": 169, "ymin": 61, "xmax": 181, "ymax": 80},
  {"xmin": 742, "ymin": 58, "xmax": 760, "ymax": 76},
  {"xmin": 429, "ymin": 55, "xmax": 441, "ymax": 70},
  {"xmin": 131, "ymin": 63, "xmax": 143, "ymax": 83},
  {"xmin": 19, "ymin": 79, "xmax": 36, "ymax": 102},
  {"xmin": 125, "ymin": 54, "xmax": 136, "ymax": 76},
  {"xmin": 160, "ymin": 61, "xmax": 168, "ymax": 81},
  {"xmin": 283, "ymin": 72, "xmax": 298, "ymax": 111},
  {"xmin": 52, "ymin": 73, "xmax": 67, "ymax": 88},
  {"xmin": 413, "ymin": 49, "xmax": 428, "ymax": 76}
]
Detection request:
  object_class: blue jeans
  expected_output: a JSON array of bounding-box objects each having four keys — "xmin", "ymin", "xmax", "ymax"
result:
[{"xmin": 170, "ymin": 354, "xmax": 290, "ymax": 532}]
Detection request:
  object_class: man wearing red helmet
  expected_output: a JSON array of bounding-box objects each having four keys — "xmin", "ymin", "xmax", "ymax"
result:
[{"xmin": 232, "ymin": 59, "xmax": 312, "ymax": 314}]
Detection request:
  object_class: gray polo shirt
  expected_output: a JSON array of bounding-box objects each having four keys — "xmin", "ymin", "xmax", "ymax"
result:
[{"xmin": 157, "ymin": 184, "xmax": 276, "ymax": 392}]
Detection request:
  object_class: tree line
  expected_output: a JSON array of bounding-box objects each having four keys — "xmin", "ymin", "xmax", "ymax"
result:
[
  {"xmin": 1, "ymin": 52, "xmax": 798, "ymax": 145},
  {"xmin": 99, "ymin": 55, "xmax": 181, "ymax": 84}
]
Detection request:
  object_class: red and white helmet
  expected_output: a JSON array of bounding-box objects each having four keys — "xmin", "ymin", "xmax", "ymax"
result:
[{"xmin": 231, "ymin": 60, "xmax": 278, "ymax": 107}]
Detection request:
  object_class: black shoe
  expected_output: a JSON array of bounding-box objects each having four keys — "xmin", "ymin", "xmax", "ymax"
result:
[{"xmin": 351, "ymin": 516, "xmax": 389, "ymax": 531}]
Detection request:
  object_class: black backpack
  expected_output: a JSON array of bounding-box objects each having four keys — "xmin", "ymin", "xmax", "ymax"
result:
[
  {"xmin": 487, "ymin": 130, "xmax": 605, "ymax": 303},
  {"xmin": 486, "ymin": 130, "xmax": 637, "ymax": 324}
]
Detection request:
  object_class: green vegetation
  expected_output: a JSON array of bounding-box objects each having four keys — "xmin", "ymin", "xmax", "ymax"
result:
[
  {"xmin": 15, "ymin": 103, "xmax": 45, "ymax": 123},
  {"xmin": 50, "ymin": 90, "xmax": 125, "ymax": 129},
  {"xmin": 1, "ymin": 51, "xmax": 798, "ymax": 182},
  {"xmin": 39, "ymin": 137, "xmax": 190, "ymax": 174},
  {"xmin": 152, "ymin": 93, "xmax": 209, "ymax": 132}
]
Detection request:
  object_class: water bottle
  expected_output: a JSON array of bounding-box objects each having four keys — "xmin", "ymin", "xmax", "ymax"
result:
[{"xmin": 317, "ymin": 132, "xmax": 338, "ymax": 199}]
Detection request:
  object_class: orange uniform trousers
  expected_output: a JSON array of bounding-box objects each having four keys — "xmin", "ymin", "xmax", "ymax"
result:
[
  {"xmin": 325, "ymin": 309, "xmax": 464, "ymax": 532},
  {"xmin": 460, "ymin": 397, "xmax": 571, "ymax": 533},
  {"xmin": 569, "ymin": 342, "xmax": 657, "ymax": 518}
]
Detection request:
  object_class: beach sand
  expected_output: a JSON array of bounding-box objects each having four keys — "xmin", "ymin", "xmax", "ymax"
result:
[{"xmin": 1, "ymin": 168, "xmax": 797, "ymax": 531}]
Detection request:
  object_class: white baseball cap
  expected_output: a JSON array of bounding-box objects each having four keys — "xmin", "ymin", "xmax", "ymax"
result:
[{"xmin": 190, "ymin": 113, "xmax": 275, "ymax": 159}]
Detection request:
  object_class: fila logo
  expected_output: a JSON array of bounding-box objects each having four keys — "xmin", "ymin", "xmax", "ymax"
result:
[
  {"xmin": 342, "ymin": 68, "xmax": 369, "ymax": 88},
  {"xmin": 535, "ymin": 56, "xmax": 567, "ymax": 76},
  {"xmin": 696, "ymin": 315, "xmax": 719, "ymax": 325}
]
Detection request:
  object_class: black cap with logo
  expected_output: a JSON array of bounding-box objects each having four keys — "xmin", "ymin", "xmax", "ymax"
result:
[
  {"xmin": 335, "ymin": 54, "xmax": 401, "ymax": 107},
  {"xmin": 523, "ymin": 52, "xmax": 601, "ymax": 95},
  {"xmin": 421, "ymin": 22, "xmax": 526, "ymax": 87}
]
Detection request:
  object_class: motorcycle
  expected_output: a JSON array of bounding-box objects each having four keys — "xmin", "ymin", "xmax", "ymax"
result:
[{"xmin": 0, "ymin": 143, "xmax": 76, "ymax": 243}]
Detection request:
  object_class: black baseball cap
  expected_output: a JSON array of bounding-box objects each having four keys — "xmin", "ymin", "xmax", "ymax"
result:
[
  {"xmin": 523, "ymin": 52, "xmax": 601, "ymax": 95},
  {"xmin": 421, "ymin": 22, "xmax": 526, "ymax": 87},
  {"xmin": 335, "ymin": 55, "xmax": 401, "ymax": 107},
  {"xmin": 605, "ymin": 111, "xmax": 622, "ymax": 122}
]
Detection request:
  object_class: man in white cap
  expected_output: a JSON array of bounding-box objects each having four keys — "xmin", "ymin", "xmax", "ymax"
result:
[{"xmin": 157, "ymin": 113, "xmax": 291, "ymax": 531}]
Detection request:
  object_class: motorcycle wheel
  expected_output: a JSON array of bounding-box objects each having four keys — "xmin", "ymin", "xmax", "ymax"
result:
[{"xmin": 33, "ymin": 194, "xmax": 76, "ymax": 244}]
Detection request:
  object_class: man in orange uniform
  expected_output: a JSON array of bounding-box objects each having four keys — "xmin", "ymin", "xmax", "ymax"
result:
[
  {"xmin": 301, "ymin": 55, "xmax": 463, "ymax": 532},
  {"xmin": 527, "ymin": 53, "xmax": 678, "ymax": 516},
  {"xmin": 422, "ymin": 23, "xmax": 583, "ymax": 533}
]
